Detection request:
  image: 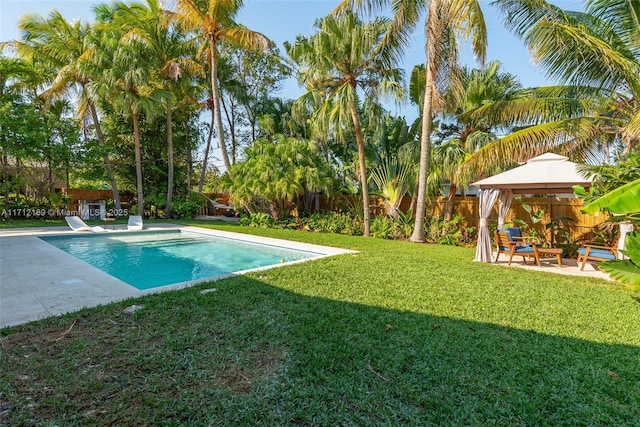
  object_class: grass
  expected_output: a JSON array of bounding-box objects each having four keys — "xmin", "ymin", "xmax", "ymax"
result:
[{"xmin": 1, "ymin": 222, "xmax": 639, "ymax": 426}]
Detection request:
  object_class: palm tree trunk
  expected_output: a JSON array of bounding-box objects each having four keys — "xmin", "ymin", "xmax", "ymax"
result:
[
  {"xmin": 209, "ymin": 37, "xmax": 232, "ymax": 174},
  {"xmin": 165, "ymin": 98, "xmax": 174, "ymax": 216},
  {"xmin": 132, "ymin": 110, "xmax": 144, "ymax": 216},
  {"xmin": 221, "ymin": 94, "xmax": 237, "ymax": 164},
  {"xmin": 87, "ymin": 95, "xmax": 121, "ymax": 210},
  {"xmin": 444, "ymin": 183, "xmax": 456, "ymax": 222},
  {"xmin": 198, "ymin": 108, "xmax": 214, "ymax": 193},
  {"xmin": 409, "ymin": 184, "xmax": 417, "ymax": 214},
  {"xmin": 350, "ymin": 103, "xmax": 371, "ymax": 237},
  {"xmin": 410, "ymin": 55, "xmax": 435, "ymax": 243},
  {"xmin": 186, "ymin": 122, "xmax": 192, "ymax": 194}
]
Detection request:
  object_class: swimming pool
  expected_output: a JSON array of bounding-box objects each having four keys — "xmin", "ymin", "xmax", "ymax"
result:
[{"xmin": 40, "ymin": 230, "xmax": 322, "ymax": 290}]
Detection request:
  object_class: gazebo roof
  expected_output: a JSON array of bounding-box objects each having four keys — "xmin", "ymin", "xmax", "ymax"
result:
[{"xmin": 470, "ymin": 153, "xmax": 593, "ymax": 194}]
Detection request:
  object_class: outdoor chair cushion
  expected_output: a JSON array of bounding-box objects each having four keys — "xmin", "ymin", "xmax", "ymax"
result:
[{"xmin": 577, "ymin": 247, "xmax": 616, "ymax": 260}]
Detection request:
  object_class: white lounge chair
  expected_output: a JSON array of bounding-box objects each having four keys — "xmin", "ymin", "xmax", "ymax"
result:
[
  {"xmin": 127, "ymin": 215, "xmax": 144, "ymax": 231},
  {"xmin": 206, "ymin": 198, "xmax": 234, "ymax": 213},
  {"xmin": 65, "ymin": 216, "xmax": 107, "ymax": 233}
]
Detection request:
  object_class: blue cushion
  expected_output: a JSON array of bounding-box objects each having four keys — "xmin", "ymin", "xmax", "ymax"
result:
[
  {"xmin": 498, "ymin": 228, "xmax": 533, "ymax": 248},
  {"xmin": 506, "ymin": 227, "xmax": 522, "ymax": 239},
  {"xmin": 513, "ymin": 246, "xmax": 534, "ymax": 254},
  {"xmin": 578, "ymin": 247, "xmax": 616, "ymax": 260}
]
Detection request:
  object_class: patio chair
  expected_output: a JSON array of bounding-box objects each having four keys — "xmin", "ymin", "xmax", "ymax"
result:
[
  {"xmin": 65, "ymin": 216, "xmax": 107, "ymax": 233},
  {"xmin": 505, "ymin": 227, "xmax": 524, "ymax": 242},
  {"xmin": 577, "ymin": 241, "xmax": 618, "ymax": 271},
  {"xmin": 494, "ymin": 231, "xmax": 540, "ymax": 266},
  {"xmin": 206, "ymin": 198, "xmax": 235, "ymax": 215},
  {"xmin": 127, "ymin": 215, "xmax": 144, "ymax": 231}
]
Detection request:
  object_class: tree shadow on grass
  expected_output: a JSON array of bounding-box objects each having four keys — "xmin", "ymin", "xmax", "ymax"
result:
[{"xmin": 1, "ymin": 276, "xmax": 639, "ymax": 426}]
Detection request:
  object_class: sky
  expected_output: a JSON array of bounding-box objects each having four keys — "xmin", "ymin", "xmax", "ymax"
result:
[{"xmin": 1, "ymin": 0, "xmax": 585, "ymax": 169}]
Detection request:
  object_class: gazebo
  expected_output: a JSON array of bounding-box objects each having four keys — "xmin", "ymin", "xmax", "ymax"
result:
[{"xmin": 470, "ymin": 153, "xmax": 593, "ymax": 262}]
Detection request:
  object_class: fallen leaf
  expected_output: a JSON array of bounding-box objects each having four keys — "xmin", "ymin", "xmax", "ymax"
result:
[{"xmin": 608, "ymin": 371, "xmax": 620, "ymax": 378}]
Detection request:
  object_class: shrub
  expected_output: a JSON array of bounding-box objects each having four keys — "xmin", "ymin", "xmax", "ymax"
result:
[
  {"xmin": 371, "ymin": 216, "xmax": 394, "ymax": 239},
  {"xmin": 241, "ymin": 212, "xmax": 276, "ymax": 228},
  {"xmin": 301, "ymin": 212, "xmax": 363, "ymax": 235}
]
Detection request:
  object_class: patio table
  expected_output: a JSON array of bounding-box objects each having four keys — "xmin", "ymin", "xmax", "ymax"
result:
[{"xmin": 535, "ymin": 247, "xmax": 563, "ymax": 266}]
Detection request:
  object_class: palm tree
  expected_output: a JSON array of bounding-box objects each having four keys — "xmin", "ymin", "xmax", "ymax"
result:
[
  {"xmin": 220, "ymin": 135, "xmax": 333, "ymax": 219},
  {"xmin": 337, "ymin": 0, "xmax": 487, "ymax": 242},
  {"xmin": 95, "ymin": 3, "xmax": 168, "ymax": 215},
  {"xmin": 286, "ymin": 12, "xmax": 405, "ymax": 236},
  {"xmin": 11, "ymin": 11, "xmax": 122, "ymax": 208},
  {"xmin": 170, "ymin": 0, "xmax": 269, "ymax": 179},
  {"xmin": 461, "ymin": 0, "xmax": 640, "ymax": 174},
  {"xmin": 109, "ymin": 0, "xmax": 203, "ymax": 216},
  {"xmin": 432, "ymin": 61, "xmax": 521, "ymax": 220}
]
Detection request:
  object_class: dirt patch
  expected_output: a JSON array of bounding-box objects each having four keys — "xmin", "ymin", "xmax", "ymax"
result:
[{"xmin": 215, "ymin": 346, "xmax": 289, "ymax": 394}]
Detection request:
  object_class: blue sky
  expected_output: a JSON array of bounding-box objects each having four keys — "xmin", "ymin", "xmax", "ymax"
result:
[{"xmin": 1, "ymin": 0, "xmax": 584, "ymax": 100}]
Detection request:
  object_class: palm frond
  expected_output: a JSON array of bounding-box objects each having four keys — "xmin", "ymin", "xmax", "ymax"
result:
[
  {"xmin": 222, "ymin": 27, "xmax": 270, "ymax": 51},
  {"xmin": 462, "ymin": 117, "xmax": 603, "ymax": 179}
]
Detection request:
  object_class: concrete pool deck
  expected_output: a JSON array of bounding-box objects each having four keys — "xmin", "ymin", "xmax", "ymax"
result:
[{"xmin": 0, "ymin": 224, "xmax": 356, "ymax": 328}]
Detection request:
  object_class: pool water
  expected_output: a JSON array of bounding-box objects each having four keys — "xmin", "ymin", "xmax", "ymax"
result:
[{"xmin": 40, "ymin": 230, "xmax": 320, "ymax": 290}]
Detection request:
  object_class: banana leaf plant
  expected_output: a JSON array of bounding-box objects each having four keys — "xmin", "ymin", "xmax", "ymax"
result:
[
  {"xmin": 580, "ymin": 178, "xmax": 640, "ymax": 286},
  {"xmin": 581, "ymin": 178, "xmax": 640, "ymax": 219},
  {"xmin": 599, "ymin": 233, "xmax": 640, "ymax": 286}
]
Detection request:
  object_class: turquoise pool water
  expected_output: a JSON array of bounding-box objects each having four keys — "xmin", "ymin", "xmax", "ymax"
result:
[{"xmin": 40, "ymin": 230, "xmax": 320, "ymax": 290}]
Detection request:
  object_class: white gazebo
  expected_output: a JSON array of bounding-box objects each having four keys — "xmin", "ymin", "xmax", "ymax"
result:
[{"xmin": 470, "ymin": 153, "xmax": 593, "ymax": 262}]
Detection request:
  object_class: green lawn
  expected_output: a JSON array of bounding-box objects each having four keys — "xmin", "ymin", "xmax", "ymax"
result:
[{"xmin": 1, "ymin": 223, "xmax": 639, "ymax": 426}]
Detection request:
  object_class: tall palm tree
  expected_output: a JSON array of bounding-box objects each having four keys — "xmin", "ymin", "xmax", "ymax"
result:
[
  {"xmin": 337, "ymin": 0, "xmax": 487, "ymax": 242},
  {"xmin": 461, "ymin": 0, "xmax": 640, "ymax": 174},
  {"xmin": 11, "ymin": 11, "xmax": 122, "ymax": 208},
  {"xmin": 170, "ymin": 0, "xmax": 269, "ymax": 179},
  {"xmin": 287, "ymin": 12, "xmax": 405, "ymax": 236},
  {"xmin": 110, "ymin": 0, "xmax": 202, "ymax": 215},
  {"xmin": 95, "ymin": 3, "xmax": 168, "ymax": 215}
]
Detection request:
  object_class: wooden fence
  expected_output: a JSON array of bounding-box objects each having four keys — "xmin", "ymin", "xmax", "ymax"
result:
[
  {"xmin": 419, "ymin": 195, "xmax": 606, "ymax": 241},
  {"xmin": 68, "ymin": 189, "xmax": 608, "ymax": 240},
  {"xmin": 317, "ymin": 194, "xmax": 606, "ymax": 242}
]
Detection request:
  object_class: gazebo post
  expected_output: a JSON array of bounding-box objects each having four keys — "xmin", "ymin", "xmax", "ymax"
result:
[{"xmin": 497, "ymin": 189, "xmax": 513, "ymax": 231}]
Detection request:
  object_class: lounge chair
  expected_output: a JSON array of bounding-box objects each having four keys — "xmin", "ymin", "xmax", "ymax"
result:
[
  {"xmin": 577, "ymin": 241, "xmax": 617, "ymax": 271},
  {"xmin": 494, "ymin": 231, "xmax": 540, "ymax": 265},
  {"xmin": 65, "ymin": 216, "xmax": 107, "ymax": 233},
  {"xmin": 206, "ymin": 198, "xmax": 235, "ymax": 215},
  {"xmin": 127, "ymin": 215, "xmax": 144, "ymax": 231}
]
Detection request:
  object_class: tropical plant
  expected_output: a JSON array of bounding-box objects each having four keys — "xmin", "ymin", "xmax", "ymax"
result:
[
  {"xmin": 370, "ymin": 215, "xmax": 395, "ymax": 239},
  {"xmin": 94, "ymin": 2, "xmax": 170, "ymax": 215},
  {"xmin": 220, "ymin": 135, "xmax": 333, "ymax": 220},
  {"xmin": 286, "ymin": 11, "xmax": 405, "ymax": 237},
  {"xmin": 338, "ymin": 0, "xmax": 487, "ymax": 242},
  {"xmin": 369, "ymin": 155, "xmax": 412, "ymax": 219},
  {"xmin": 581, "ymin": 179, "xmax": 640, "ymax": 222},
  {"xmin": 462, "ymin": 0, "xmax": 640, "ymax": 175},
  {"xmin": 111, "ymin": 0, "xmax": 203, "ymax": 216},
  {"xmin": 580, "ymin": 179, "xmax": 640, "ymax": 286},
  {"xmin": 8, "ymin": 11, "xmax": 122, "ymax": 208},
  {"xmin": 511, "ymin": 199, "xmax": 546, "ymax": 244},
  {"xmin": 431, "ymin": 61, "xmax": 522, "ymax": 220},
  {"xmin": 171, "ymin": 0, "xmax": 270, "ymax": 180}
]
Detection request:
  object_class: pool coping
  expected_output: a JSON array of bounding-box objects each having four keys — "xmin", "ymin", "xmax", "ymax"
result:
[{"xmin": 0, "ymin": 224, "xmax": 357, "ymax": 328}]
